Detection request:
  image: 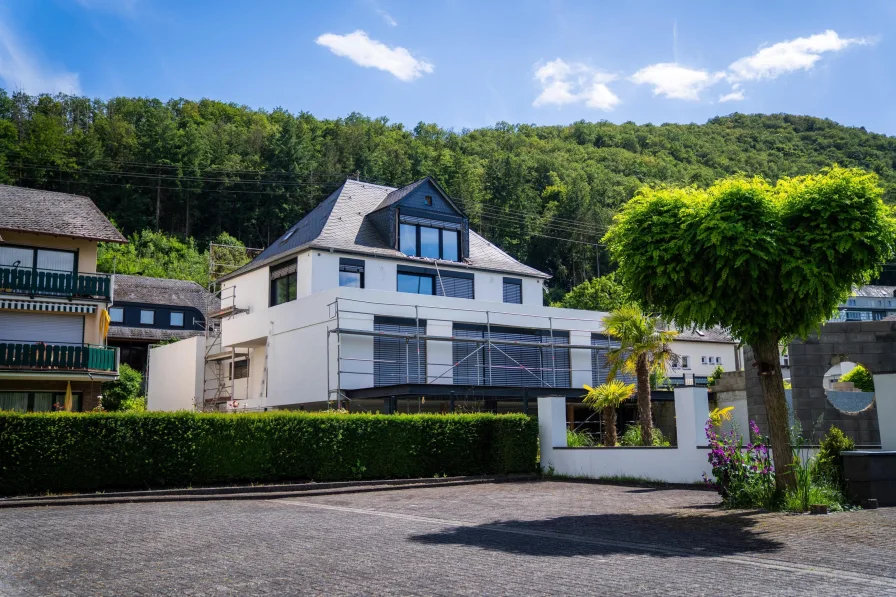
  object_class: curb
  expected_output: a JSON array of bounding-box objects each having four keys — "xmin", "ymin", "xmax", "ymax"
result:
[{"xmin": 0, "ymin": 474, "xmax": 539, "ymax": 509}]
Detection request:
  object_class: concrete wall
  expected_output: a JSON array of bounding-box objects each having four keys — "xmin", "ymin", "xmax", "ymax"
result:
[
  {"xmin": 745, "ymin": 321, "xmax": 896, "ymax": 444},
  {"xmin": 538, "ymin": 388, "xmax": 714, "ymax": 483},
  {"xmin": 712, "ymin": 371, "xmax": 750, "ymax": 439},
  {"xmin": 147, "ymin": 336, "xmax": 204, "ymax": 411}
]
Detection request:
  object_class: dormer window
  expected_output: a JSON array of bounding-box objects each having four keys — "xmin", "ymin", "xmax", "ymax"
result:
[{"xmin": 399, "ymin": 222, "xmax": 461, "ymax": 262}]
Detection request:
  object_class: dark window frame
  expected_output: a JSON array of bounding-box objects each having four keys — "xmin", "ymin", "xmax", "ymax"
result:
[
  {"xmin": 230, "ymin": 358, "xmax": 249, "ymax": 380},
  {"xmin": 269, "ymin": 259, "xmax": 298, "ymax": 307},
  {"xmin": 339, "ymin": 258, "xmax": 365, "ymax": 289},
  {"xmin": 398, "ymin": 224, "xmax": 461, "ymax": 262},
  {"xmin": 0, "ymin": 242, "xmax": 79, "ymax": 275},
  {"xmin": 109, "ymin": 306, "xmax": 124, "ymax": 323},
  {"xmin": 396, "ymin": 265, "xmax": 474, "ymax": 299},
  {"xmin": 139, "ymin": 309, "xmax": 155, "ymax": 325},
  {"xmin": 502, "ymin": 277, "xmax": 523, "ymax": 304},
  {"xmin": 170, "ymin": 311, "xmax": 185, "ymax": 327}
]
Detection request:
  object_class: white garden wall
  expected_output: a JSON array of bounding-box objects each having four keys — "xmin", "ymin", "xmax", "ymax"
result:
[{"xmin": 538, "ymin": 388, "xmax": 714, "ymax": 483}]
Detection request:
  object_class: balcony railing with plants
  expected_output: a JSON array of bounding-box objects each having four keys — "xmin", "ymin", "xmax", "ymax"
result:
[
  {"xmin": 0, "ymin": 266, "xmax": 112, "ymax": 300},
  {"xmin": 0, "ymin": 342, "xmax": 118, "ymax": 373}
]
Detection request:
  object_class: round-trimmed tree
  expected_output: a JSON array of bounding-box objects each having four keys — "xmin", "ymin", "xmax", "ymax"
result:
[{"xmin": 603, "ymin": 166, "xmax": 896, "ymax": 489}]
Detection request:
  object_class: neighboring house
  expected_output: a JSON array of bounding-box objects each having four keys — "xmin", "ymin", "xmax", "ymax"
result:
[
  {"xmin": 665, "ymin": 326, "xmax": 742, "ymax": 385},
  {"xmin": 829, "ymin": 285, "xmax": 896, "ymax": 322},
  {"xmin": 107, "ymin": 275, "xmax": 213, "ymax": 374},
  {"xmin": 147, "ymin": 177, "xmax": 740, "ymax": 413},
  {"xmin": 0, "ymin": 185, "xmax": 126, "ymax": 412}
]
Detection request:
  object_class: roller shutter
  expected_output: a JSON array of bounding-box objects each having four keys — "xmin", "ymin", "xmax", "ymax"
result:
[
  {"xmin": 0, "ymin": 312, "xmax": 83, "ymax": 344},
  {"xmin": 373, "ymin": 317, "xmax": 426, "ymax": 386}
]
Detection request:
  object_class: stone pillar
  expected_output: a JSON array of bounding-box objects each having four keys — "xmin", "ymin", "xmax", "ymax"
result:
[
  {"xmin": 674, "ymin": 387, "xmax": 710, "ymax": 448},
  {"xmin": 874, "ymin": 373, "xmax": 896, "ymax": 451}
]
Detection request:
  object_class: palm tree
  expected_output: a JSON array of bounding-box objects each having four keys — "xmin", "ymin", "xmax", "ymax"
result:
[
  {"xmin": 583, "ymin": 380, "xmax": 635, "ymax": 446},
  {"xmin": 602, "ymin": 305, "xmax": 677, "ymax": 446}
]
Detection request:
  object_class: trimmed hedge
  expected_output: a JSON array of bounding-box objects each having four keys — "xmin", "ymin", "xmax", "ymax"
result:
[{"xmin": 0, "ymin": 411, "xmax": 537, "ymax": 496}]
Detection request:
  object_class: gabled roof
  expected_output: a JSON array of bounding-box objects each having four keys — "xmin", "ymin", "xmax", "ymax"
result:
[
  {"xmin": 0, "ymin": 185, "xmax": 127, "ymax": 243},
  {"xmin": 220, "ymin": 178, "xmax": 548, "ymax": 281},
  {"xmin": 849, "ymin": 285, "xmax": 896, "ymax": 298},
  {"xmin": 113, "ymin": 275, "xmax": 218, "ymax": 314},
  {"xmin": 372, "ymin": 176, "xmax": 464, "ymax": 215},
  {"xmin": 672, "ymin": 326, "xmax": 736, "ymax": 344}
]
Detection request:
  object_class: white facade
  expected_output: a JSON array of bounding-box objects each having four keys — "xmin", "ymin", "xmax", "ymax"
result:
[{"xmin": 148, "ymin": 245, "xmax": 740, "ymax": 412}]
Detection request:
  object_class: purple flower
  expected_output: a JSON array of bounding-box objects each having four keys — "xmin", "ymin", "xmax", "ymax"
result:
[{"xmin": 749, "ymin": 420, "xmax": 761, "ymax": 436}]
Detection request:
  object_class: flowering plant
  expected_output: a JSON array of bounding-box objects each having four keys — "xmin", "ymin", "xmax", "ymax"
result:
[{"xmin": 703, "ymin": 419, "xmax": 776, "ymax": 509}]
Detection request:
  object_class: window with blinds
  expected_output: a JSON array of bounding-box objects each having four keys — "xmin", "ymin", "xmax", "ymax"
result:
[
  {"xmin": 270, "ymin": 259, "xmax": 297, "ymax": 306},
  {"xmin": 502, "ymin": 278, "xmax": 522, "ymax": 304},
  {"xmin": 373, "ymin": 317, "xmax": 427, "ymax": 386},
  {"xmin": 591, "ymin": 333, "xmax": 636, "ymax": 386},
  {"xmin": 452, "ymin": 324, "xmax": 570, "ymax": 387},
  {"xmin": 396, "ymin": 265, "xmax": 474, "ymax": 300}
]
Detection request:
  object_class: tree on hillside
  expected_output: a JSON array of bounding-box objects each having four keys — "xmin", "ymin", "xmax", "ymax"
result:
[
  {"xmin": 603, "ymin": 166, "xmax": 896, "ymax": 489},
  {"xmin": 553, "ymin": 272, "xmax": 630, "ymax": 312},
  {"xmin": 602, "ymin": 305, "xmax": 678, "ymax": 446}
]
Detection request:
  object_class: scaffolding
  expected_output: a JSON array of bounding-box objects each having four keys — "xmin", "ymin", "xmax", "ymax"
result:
[
  {"xmin": 324, "ymin": 296, "xmax": 626, "ymax": 411},
  {"xmin": 200, "ymin": 242, "xmax": 263, "ymax": 411}
]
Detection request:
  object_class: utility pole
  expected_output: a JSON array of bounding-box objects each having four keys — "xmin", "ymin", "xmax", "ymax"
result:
[{"xmin": 595, "ymin": 244, "xmax": 601, "ymax": 278}]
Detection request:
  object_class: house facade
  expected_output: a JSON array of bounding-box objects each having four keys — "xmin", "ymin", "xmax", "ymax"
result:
[
  {"xmin": 828, "ymin": 285, "xmax": 896, "ymax": 322},
  {"xmin": 107, "ymin": 275, "xmax": 212, "ymax": 374},
  {"xmin": 147, "ymin": 177, "xmax": 739, "ymax": 414},
  {"xmin": 0, "ymin": 185, "xmax": 125, "ymax": 412}
]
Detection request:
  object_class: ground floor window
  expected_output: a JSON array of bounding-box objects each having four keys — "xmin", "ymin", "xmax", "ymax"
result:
[
  {"xmin": 453, "ymin": 324, "xmax": 571, "ymax": 388},
  {"xmin": 373, "ymin": 317, "xmax": 426, "ymax": 386},
  {"xmin": 0, "ymin": 391, "xmax": 82, "ymax": 412}
]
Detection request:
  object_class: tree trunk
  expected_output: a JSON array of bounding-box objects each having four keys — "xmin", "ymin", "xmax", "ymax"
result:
[
  {"xmin": 751, "ymin": 338, "xmax": 796, "ymax": 490},
  {"xmin": 602, "ymin": 406, "xmax": 617, "ymax": 446},
  {"xmin": 636, "ymin": 353, "xmax": 653, "ymax": 446}
]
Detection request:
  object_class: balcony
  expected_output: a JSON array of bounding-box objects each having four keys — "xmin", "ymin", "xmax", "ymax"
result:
[
  {"xmin": 0, "ymin": 342, "xmax": 118, "ymax": 374},
  {"xmin": 0, "ymin": 266, "xmax": 112, "ymax": 301}
]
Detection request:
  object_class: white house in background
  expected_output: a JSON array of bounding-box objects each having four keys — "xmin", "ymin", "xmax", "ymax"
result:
[{"xmin": 147, "ymin": 177, "xmax": 740, "ymax": 414}]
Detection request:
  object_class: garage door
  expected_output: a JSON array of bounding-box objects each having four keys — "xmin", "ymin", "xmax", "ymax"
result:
[{"xmin": 0, "ymin": 312, "xmax": 84, "ymax": 344}]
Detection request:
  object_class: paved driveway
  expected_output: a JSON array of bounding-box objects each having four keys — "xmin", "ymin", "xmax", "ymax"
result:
[{"xmin": 1, "ymin": 481, "xmax": 895, "ymax": 596}]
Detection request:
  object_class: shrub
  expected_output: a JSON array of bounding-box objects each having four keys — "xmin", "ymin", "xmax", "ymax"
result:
[
  {"xmin": 707, "ymin": 365, "xmax": 724, "ymax": 387},
  {"xmin": 0, "ymin": 411, "xmax": 537, "ymax": 496},
  {"xmin": 566, "ymin": 429, "xmax": 594, "ymax": 447},
  {"xmin": 815, "ymin": 426, "xmax": 855, "ymax": 493},
  {"xmin": 618, "ymin": 423, "xmax": 670, "ymax": 447},
  {"xmin": 839, "ymin": 364, "xmax": 875, "ymax": 392},
  {"xmin": 704, "ymin": 420, "xmax": 776, "ymax": 509},
  {"xmin": 101, "ymin": 364, "xmax": 143, "ymax": 411}
]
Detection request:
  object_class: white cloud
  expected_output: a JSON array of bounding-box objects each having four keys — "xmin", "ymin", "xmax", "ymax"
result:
[
  {"xmin": 718, "ymin": 89, "xmax": 745, "ymax": 102},
  {"xmin": 629, "ymin": 62, "xmax": 724, "ymax": 100},
  {"xmin": 0, "ymin": 20, "xmax": 80, "ymax": 95},
  {"xmin": 728, "ymin": 30, "xmax": 868, "ymax": 82},
  {"xmin": 532, "ymin": 59, "xmax": 620, "ymax": 111},
  {"xmin": 376, "ymin": 9, "xmax": 398, "ymax": 27},
  {"xmin": 315, "ymin": 30, "xmax": 432, "ymax": 81}
]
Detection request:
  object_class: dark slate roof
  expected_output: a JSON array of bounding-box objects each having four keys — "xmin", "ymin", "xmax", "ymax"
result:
[
  {"xmin": 670, "ymin": 325, "xmax": 736, "ymax": 344},
  {"xmin": 373, "ymin": 177, "xmax": 430, "ymax": 212},
  {"xmin": 107, "ymin": 326, "xmax": 203, "ymax": 342},
  {"xmin": 113, "ymin": 275, "xmax": 218, "ymax": 313},
  {"xmin": 220, "ymin": 179, "xmax": 549, "ymax": 281},
  {"xmin": 0, "ymin": 185, "xmax": 126, "ymax": 243},
  {"xmin": 850, "ymin": 285, "xmax": 896, "ymax": 298}
]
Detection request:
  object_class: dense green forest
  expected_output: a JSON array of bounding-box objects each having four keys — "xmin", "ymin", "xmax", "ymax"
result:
[{"xmin": 1, "ymin": 89, "xmax": 895, "ymax": 294}]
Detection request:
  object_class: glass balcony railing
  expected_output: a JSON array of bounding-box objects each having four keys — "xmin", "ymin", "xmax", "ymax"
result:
[
  {"xmin": 0, "ymin": 266, "xmax": 112, "ymax": 300},
  {"xmin": 0, "ymin": 342, "xmax": 118, "ymax": 373}
]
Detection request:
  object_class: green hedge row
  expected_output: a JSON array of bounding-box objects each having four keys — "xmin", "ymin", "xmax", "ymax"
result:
[{"xmin": 0, "ymin": 411, "xmax": 537, "ymax": 496}]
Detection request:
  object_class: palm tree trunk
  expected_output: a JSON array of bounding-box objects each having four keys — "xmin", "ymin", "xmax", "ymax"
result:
[
  {"xmin": 602, "ymin": 406, "xmax": 617, "ymax": 446},
  {"xmin": 751, "ymin": 338, "xmax": 796, "ymax": 490},
  {"xmin": 636, "ymin": 353, "xmax": 653, "ymax": 445}
]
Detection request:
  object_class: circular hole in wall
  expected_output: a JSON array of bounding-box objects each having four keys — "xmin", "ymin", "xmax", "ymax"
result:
[{"xmin": 822, "ymin": 361, "xmax": 875, "ymax": 414}]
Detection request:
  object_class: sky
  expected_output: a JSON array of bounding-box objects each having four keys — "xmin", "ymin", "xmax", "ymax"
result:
[{"xmin": 2, "ymin": 0, "xmax": 895, "ymax": 135}]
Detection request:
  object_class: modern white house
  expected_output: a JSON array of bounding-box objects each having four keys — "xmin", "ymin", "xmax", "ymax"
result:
[{"xmin": 147, "ymin": 177, "xmax": 739, "ymax": 414}]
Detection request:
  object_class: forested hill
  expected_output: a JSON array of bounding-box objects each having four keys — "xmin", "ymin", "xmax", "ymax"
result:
[{"xmin": 1, "ymin": 89, "xmax": 895, "ymax": 293}]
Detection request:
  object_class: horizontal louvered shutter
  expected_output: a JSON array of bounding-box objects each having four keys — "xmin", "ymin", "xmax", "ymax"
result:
[
  {"xmin": 0, "ymin": 312, "xmax": 83, "ymax": 344},
  {"xmin": 399, "ymin": 215, "xmax": 462, "ymax": 230},
  {"xmin": 373, "ymin": 317, "xmax": 426, "ymax": 386},
  {"xmin": 436, "ymin": 275, "xmax": 474, "ymax": 299},
  {"xmin": 452, "ymin": 325, "xmax": 485, "ymax": 385},
  {"xmin": 503, "ymin": 281, "xmax": 522, "ymax": 304},
  {"xmin": 591, "ymin": 333, "xmax": 636, "ymax": 386},
  {"xmin": 270, "ymin": 260, "xmax": 297, "ymax": 280}
]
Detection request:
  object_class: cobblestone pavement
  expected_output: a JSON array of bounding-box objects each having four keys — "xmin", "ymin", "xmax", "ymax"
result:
[{"xmin": 1, "ymin": 481, "xmax": 895, "ymax": 596}]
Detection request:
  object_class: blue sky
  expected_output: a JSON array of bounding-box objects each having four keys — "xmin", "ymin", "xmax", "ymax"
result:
[{"xmin": 2, "ymin": 0, "xmax": 895, "ymax": 135}]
